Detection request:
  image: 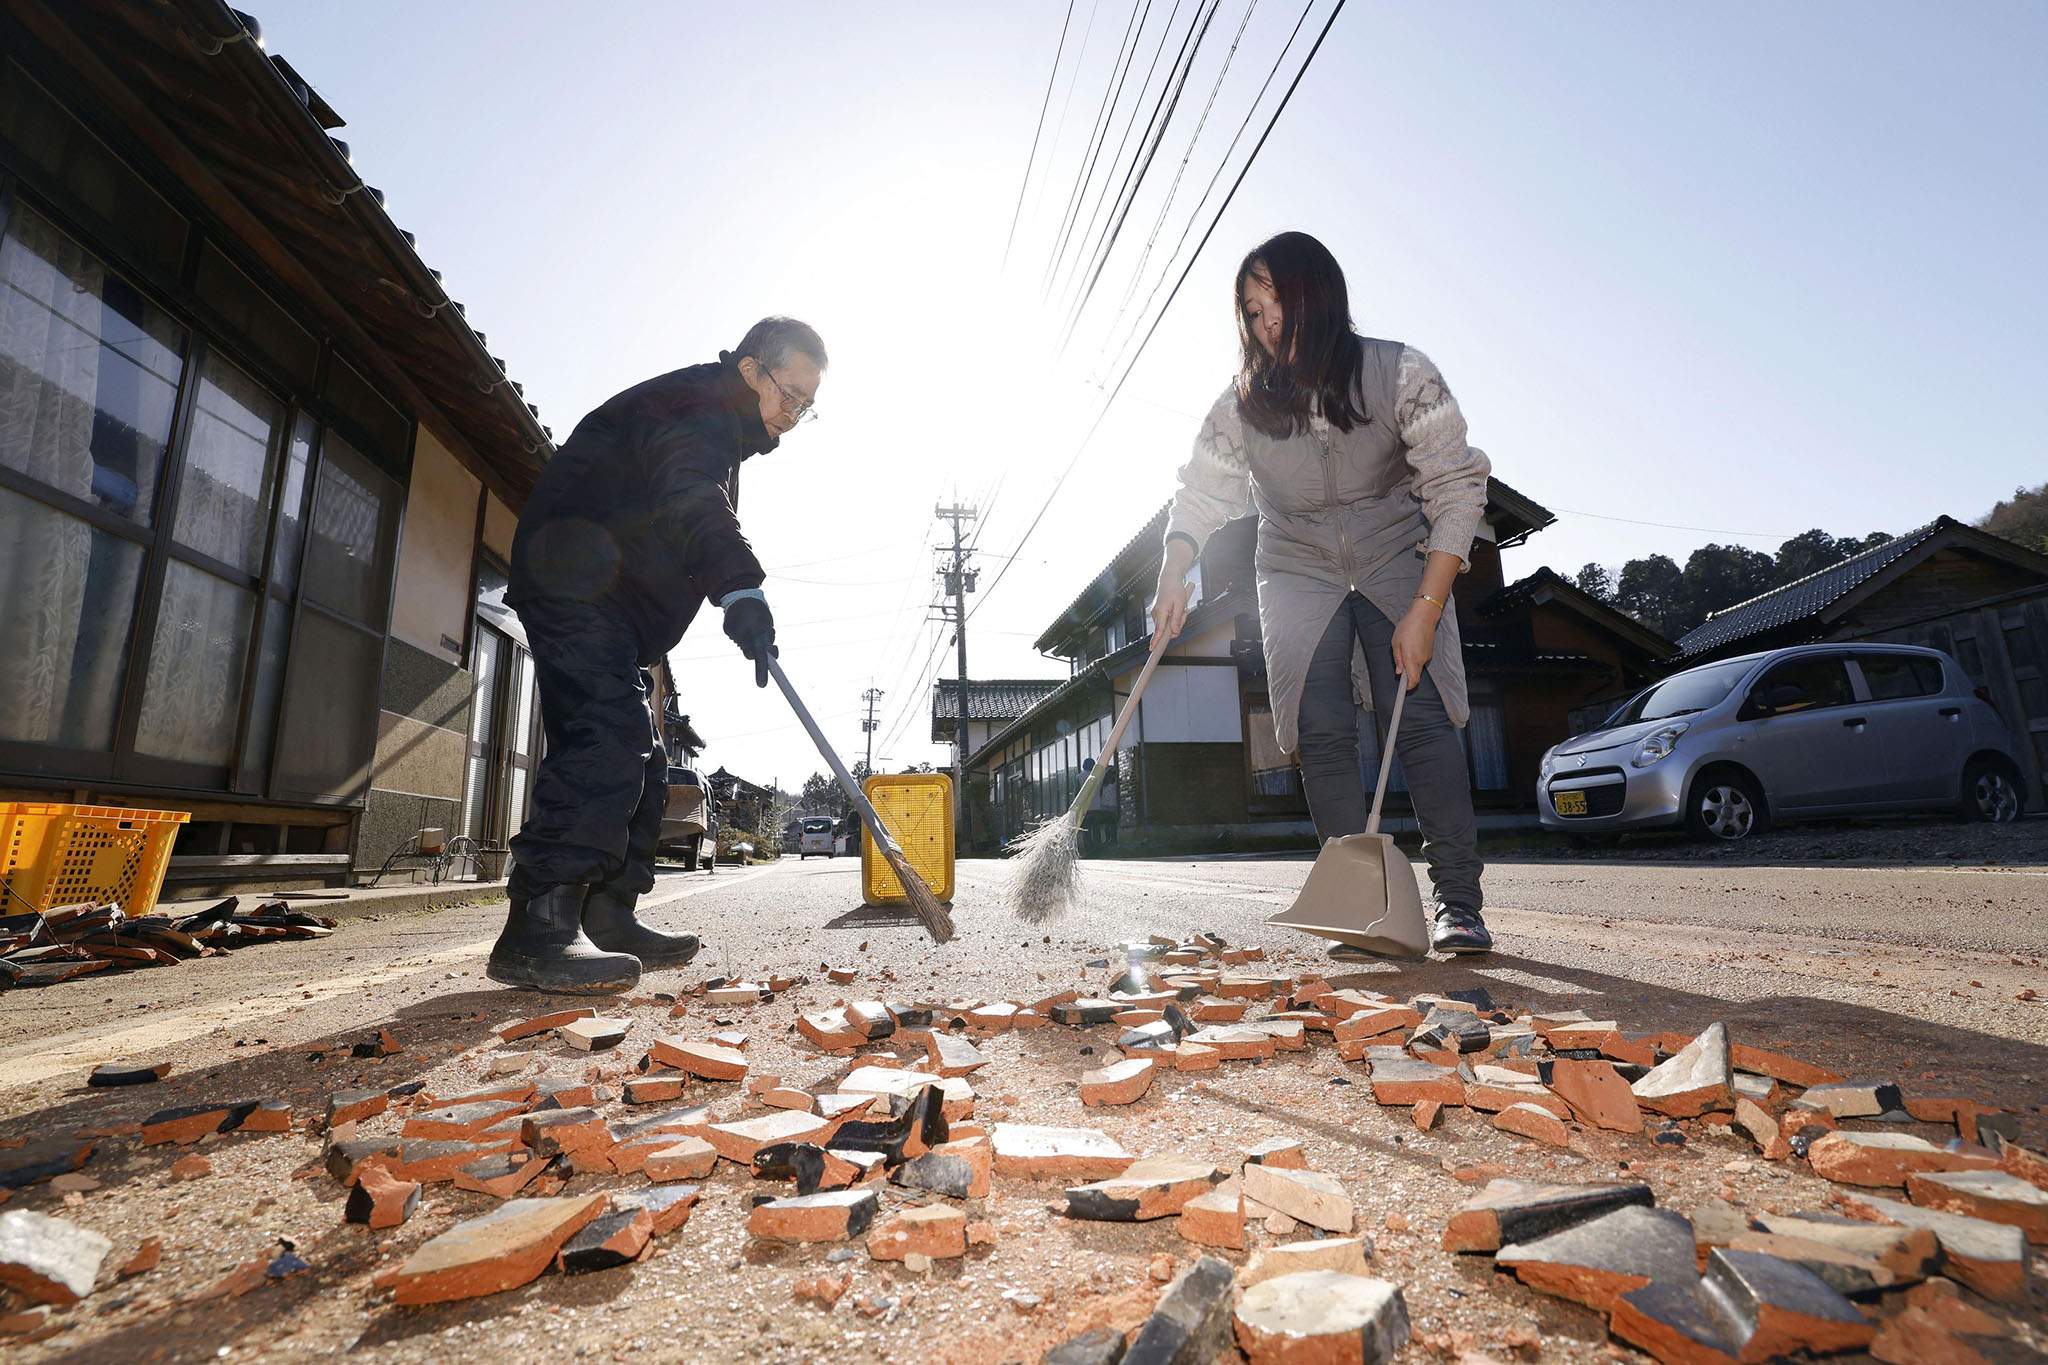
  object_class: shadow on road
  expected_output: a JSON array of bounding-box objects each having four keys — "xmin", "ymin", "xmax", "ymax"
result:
[{"xmin": 1326, "ymin": 950, "xmax": 2048, "ymax": 1104}]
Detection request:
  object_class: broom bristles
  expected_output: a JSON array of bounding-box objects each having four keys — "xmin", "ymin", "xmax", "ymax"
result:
[
  {"xmin": 1003, "ymin": 811, "xmax": 1083, "ymax": 924},
  {"xmin": 878, "ymin": 839, "xmax": 954, "ymax": 944}
]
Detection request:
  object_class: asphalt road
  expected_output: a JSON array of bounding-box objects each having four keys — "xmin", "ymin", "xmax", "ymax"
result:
[
  {"xmin": 7, "ymin": 851, "xmax": 2047, "ymax": 1362},
  {"xmin": 6, "ymin": 851, "xmax": 2045, "ymax": 1109}
]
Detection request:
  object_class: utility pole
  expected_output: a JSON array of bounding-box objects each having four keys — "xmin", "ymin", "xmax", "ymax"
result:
[
  {"xmin": 860, "ymin": 685, "xmax": 884, "ymax": 774},
  {"xmin": 933, "ymin": 502, "xmax": 978, "ymax": 848}
]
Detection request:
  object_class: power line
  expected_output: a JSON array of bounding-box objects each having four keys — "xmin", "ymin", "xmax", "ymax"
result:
[
  {"xmin": 1002, "ymin": 0, "xmax": 1079, "ymax": 268},
  {"xmin": 873, "ymin": 503, "xmax": 981, "ymax": 762},
  {"xmin": 1549, "ymin": 506, "xmax": 1802, "ymax": 540},
  {"xmin": 876, "ymin": 626, "xmax": 953, "ymax": 757},
  {"xmin": 762, "ymin": 541, "xmax": 901, "ymax": 570},
  {"xmin": 1100, "ymin": 0, "xmax": 1260, "ymax": 343},
  {"xmin": 865, "ymin": 506, "xmax": 954, "ymax": 748},
  {"xmin": 1039, "ymin": 0, "xmax": 1151, "ymax": 300},
  {"xmin": 1048, "ymin": 0, "xmax": 1193, "ymax": 311},
  {"xmin": 1031, "ymin": 0, "xmax": 1106, "ymax": 223},
  {"xmin": 1057, "ymin": 0, "xmax": 1221, "ymax": 352},
  {"xmin": 705, "ymin": 705, "xmax": 860, "ymax": 743},
  {"xmin": 1096, "ymin": 0, "xmax": 1315, "ymax": 381},
  {"xmin": 974, "ymin": 0, "xmax": 1350, "ymax": 623},
  {"xmin": 767, "ymin": 571, "xmax": 914, "ymax": 587}
]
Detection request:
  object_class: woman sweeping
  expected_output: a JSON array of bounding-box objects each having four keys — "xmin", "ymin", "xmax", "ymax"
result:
[{"xmin": 1151, "ymin": 230, "xmax": 1494, "ymax": 955}]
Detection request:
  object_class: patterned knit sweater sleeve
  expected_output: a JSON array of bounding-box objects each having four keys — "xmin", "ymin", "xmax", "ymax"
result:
[
  {"xmin": 1163, "ymin": 382, "xmax": 1254, "ymax": 558},
  {"xmin": 1396, "ymin": 346, "xmax": 1492, "ymax": 571}
]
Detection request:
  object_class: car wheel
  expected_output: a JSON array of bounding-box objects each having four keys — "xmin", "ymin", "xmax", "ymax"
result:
[
  {"xmin": 1960, "ymin": 757, "xmax": 2023, "ymax": 824},
  {"xmin": 1686, "ymin": 769, "xmax": 1764, "ymax": 842}
]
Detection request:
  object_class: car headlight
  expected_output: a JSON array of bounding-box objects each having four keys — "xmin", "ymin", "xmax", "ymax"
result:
[
  {"xmin": 1631, "ymin": 722, "xmax": 1689, "ymax": 768},
  {"xmin": 1539, "ymin": 748, "xmax": 1557, "ymax": 781}
]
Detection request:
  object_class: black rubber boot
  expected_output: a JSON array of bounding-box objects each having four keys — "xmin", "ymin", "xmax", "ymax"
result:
[
  {"xmin": 582, "ymin": 887, "xmax": 700, "ymax": 969},
  {"xmin": 486, "ymin": 885, "xmax": 641, "ymax": 994},
  {"xmin": 1430, "ymin": 906, "xmax": 1494, "ymax": 955}
]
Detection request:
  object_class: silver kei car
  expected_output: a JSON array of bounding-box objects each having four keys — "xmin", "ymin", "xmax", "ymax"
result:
[{"xmin": 1538, "ymin": 643, "xmax": 2029, "ymax": 842}]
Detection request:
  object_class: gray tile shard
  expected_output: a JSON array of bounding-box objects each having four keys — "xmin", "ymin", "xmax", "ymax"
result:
[{"xmin": 1124, "ymin": 1254, "xmax": 1235, "ymax": 1365}]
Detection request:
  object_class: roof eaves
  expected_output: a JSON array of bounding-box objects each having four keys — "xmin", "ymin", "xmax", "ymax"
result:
[
  {"xmin": 180, "ymin": 1, "xmax": 556, "ymax": 472},
  {"xmin": 1031, "ymin": 502, "xmax": 1173, "ymax": 655}
]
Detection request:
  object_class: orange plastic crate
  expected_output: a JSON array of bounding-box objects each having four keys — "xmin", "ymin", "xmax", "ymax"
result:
[
  {"xmin": 0, "ymin": 802, "xmax": 190, "ymax": 918},
  {"xmin": 859, "ymin": 773, "xmax": 954, "ymax": 906}
]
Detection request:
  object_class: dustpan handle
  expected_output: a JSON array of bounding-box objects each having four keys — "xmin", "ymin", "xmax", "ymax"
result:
[{"xmin": 1365, "ymin": 675, "xmax": 1408, "ymax": 837}]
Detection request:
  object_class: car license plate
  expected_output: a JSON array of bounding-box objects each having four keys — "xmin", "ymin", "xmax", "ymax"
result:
[{"xmin": 1553, "ymin": 789, "xmax": 1588, "ymax": 817}]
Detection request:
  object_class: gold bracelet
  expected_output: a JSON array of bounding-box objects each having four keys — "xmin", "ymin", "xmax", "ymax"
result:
[{"xmin": 1415, "ymin": 591, "xmax": 1446, "ymax": 611}]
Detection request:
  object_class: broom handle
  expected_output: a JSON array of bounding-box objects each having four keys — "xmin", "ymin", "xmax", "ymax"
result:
[
  {"xmin": 1365, "ymin": 671, "xmax": 1409, "ymax": 837},
  {"xmin": 1066, "ymin": 628, "xmax": 1174, "ymax": 819},
  {"xmin": 764, "ymin": 656, "xmax": 901, "ymax": 856}
]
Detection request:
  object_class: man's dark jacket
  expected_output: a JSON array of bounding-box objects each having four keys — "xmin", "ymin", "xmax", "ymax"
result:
[{"xmin": 509, "ymin": 353, "xmax": 774, "ymax": 664}]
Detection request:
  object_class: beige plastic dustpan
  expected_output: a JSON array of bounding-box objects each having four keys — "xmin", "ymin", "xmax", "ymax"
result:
[{"xmin": 1266, "ymin": 681, "xmax": 1430, "ymax": 958}]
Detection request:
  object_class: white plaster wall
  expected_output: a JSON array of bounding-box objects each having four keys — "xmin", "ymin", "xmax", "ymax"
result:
[{"xmin": 1125, "ymin": 665, "xmax": 1242, "ymax": 744}]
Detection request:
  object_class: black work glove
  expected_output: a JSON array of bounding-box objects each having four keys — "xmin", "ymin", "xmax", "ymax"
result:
[{"xmin": 722, "ymin": 594, "xmax": 777, "ymax": 687}]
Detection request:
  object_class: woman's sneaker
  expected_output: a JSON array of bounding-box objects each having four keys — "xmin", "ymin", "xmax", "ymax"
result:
[{"xmin": 1430, "ymin": 906, "xmax": 1492, "ymax": 955}]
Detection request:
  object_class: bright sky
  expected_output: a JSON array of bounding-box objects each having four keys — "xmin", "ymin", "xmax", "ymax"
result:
[{"xmin": 253, "ymin": 1, "xmax": 2046, "ymax": 788}]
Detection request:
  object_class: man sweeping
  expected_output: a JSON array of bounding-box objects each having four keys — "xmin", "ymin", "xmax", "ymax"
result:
[{"xmin": 493, "ymin": 317, "xmax": 826, "ymax": 993}]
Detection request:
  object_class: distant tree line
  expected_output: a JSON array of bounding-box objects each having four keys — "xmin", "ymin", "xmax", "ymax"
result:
[
  {"xmin": 1571, "ymin": 480, "xmax": 2047, "ymax": 643},
  {"xmin": 794, "ymin": 760, "xmax": 935, "ymax": 819},
  {"xmin": 1573, "ymin": 528, "xmax": 1892, "ymax": 642},
  {"xmin": 1980, "ymin": 481, "xmax": 2048, "ymax": 554}
]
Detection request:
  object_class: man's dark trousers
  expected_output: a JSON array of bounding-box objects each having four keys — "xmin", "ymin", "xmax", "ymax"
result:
[{"xmin": 506, "ymin": 596, "xmax": 666, "ymax": 903}]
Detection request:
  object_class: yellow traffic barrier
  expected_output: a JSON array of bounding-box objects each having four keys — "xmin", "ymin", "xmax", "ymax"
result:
[{"xmin": 859, "ymin": 773, "xmax": 954, "ymax": 907}]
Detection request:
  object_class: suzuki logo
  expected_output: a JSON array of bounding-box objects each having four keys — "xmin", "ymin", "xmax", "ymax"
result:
[{"xmin": 1570, "ymin": 755, "xmax": 1587, "ymax": 769}]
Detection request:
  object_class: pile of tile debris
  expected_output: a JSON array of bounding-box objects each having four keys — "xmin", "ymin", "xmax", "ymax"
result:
[
  {"xmin": 0, "ymin": 896, "xmax": 335, "ymax": 988},
  {"xmin": 1, "ymin": 931, "xmax": 2041, "ymax": 1363}
]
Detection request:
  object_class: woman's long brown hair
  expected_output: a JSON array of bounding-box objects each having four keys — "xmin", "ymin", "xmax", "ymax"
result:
[{"xmin": 1233, "ymin": 230, "xmax": 1368, "ymax": 439}]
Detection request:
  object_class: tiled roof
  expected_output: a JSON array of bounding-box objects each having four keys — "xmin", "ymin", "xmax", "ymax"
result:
[
  {"xmin": 1476, "ymin": 567, "xmax": 1678, "ymax": 659},
  {"xmin": 932, "ymin": 679, "xmax": 1065, "ymax": 724},
  {"xmin": 1673, "ymin": 521, "xmax": 1946, "ymax": 658}
]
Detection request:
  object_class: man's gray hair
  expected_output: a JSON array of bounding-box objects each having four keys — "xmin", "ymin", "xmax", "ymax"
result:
[{"xmin": 735, "ymin": 316, "xmax": 827, "ymax": 370}]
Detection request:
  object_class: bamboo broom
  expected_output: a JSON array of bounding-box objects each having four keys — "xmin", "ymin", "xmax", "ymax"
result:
[{"xmin": 1003, "ymin": 629, "xmax": 1173, "ymax": 923}]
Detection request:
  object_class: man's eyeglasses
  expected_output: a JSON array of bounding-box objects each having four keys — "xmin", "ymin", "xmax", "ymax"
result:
[{"xmin": 761, "ymin": 367, "xmax": 818, "ymax": 424}]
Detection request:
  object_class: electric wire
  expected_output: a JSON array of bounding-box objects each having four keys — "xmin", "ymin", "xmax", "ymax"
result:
[
  {"xmin": 1002, "ymin": 0, "xmax": 1079, "ymax": 269},
  {"xmin": 1099, "ymin": 0, "xmax": 1260, "ymax": 341},
  {"xmin": 973, "ymin": 0, "xmax": 1349, "ymax": 624},
  {"xmin": 1047, "ymin": 0, "xmax": 1192, "ymax": 312},
  {"xmin": 875, "ymin": 625, "xmax": 954, "ymax": 756},
  {"xmin": 1031, "ymin": 0, "xmax": 1106, "ymax": 223},
  {"xmin": 872, "ymin": 469, "xmax": 999, "ymax": 762},
  {"xmin": 1096, "ymin": 0, "xmax": 1316, "ymax": 382},
  {"xmin": 1550, "ymin": 507, "xmax": 1803, "ymax": 540},
  {"xmin": 1057, "ymin": 0, "xmax": 1221, "ymax": 353},
  {"xmin": 1038, "ymin": 0, "xmax": 1152, "ymax": 300}
]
